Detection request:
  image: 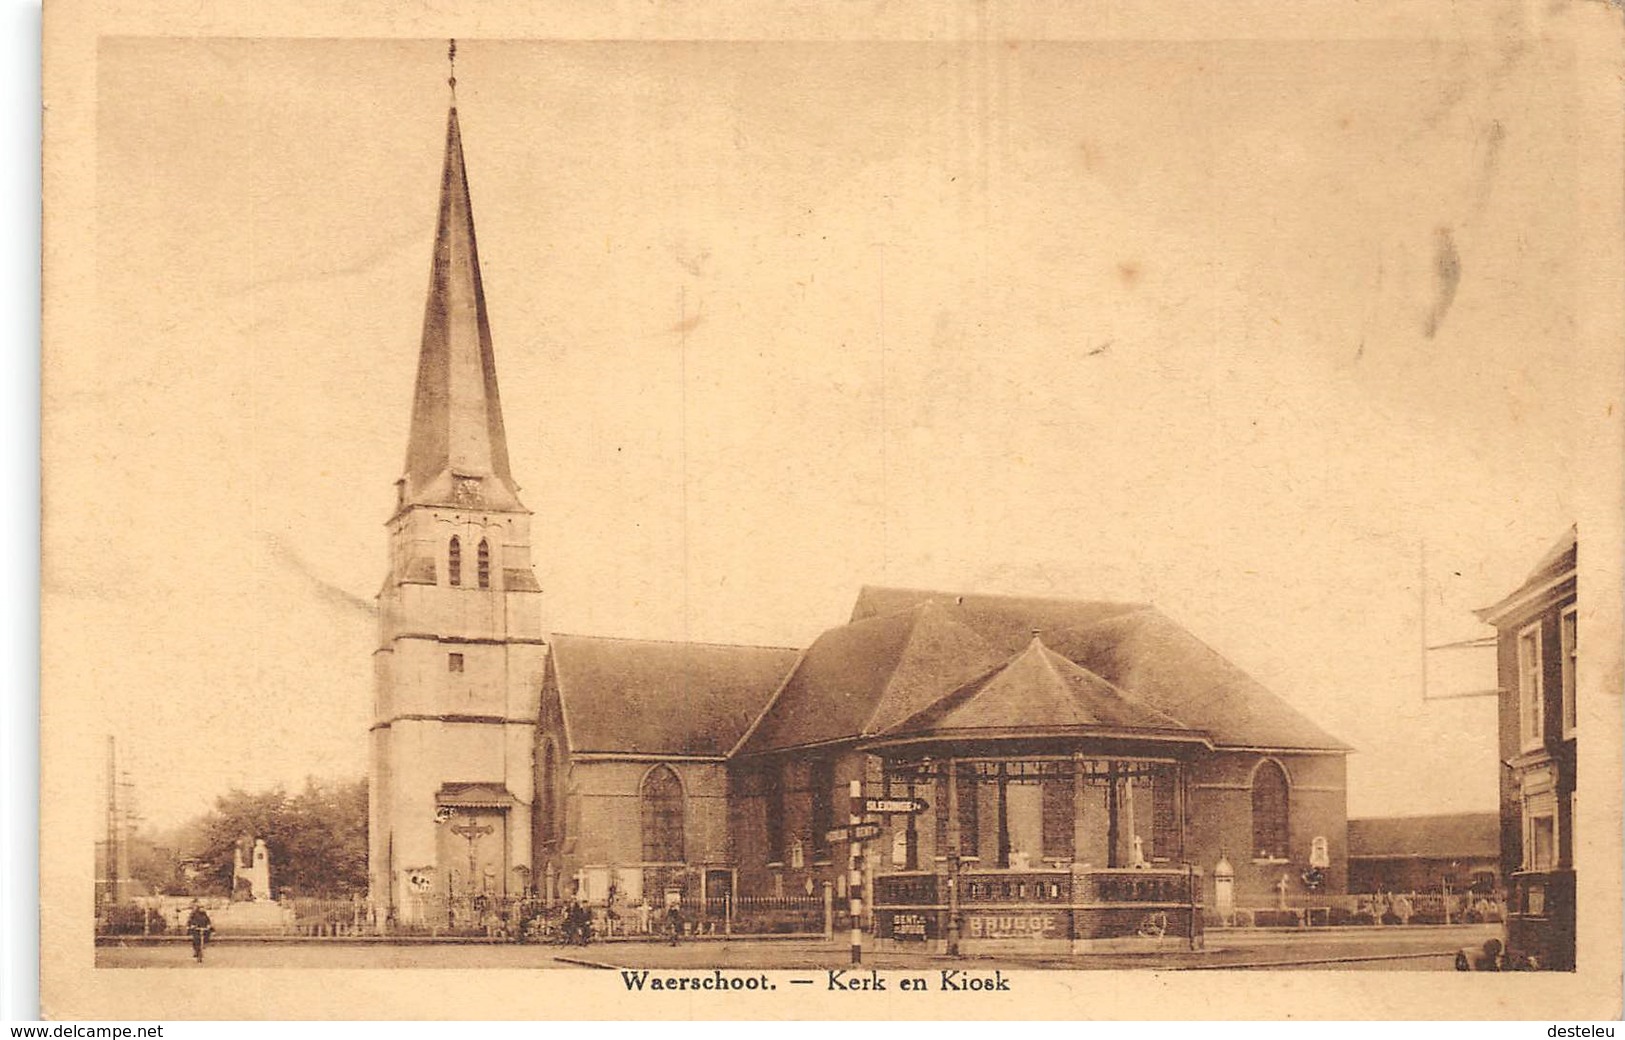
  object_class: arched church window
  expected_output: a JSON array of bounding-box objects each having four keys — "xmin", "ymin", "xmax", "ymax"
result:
[
  {"xmin": 1251, "ymin": 759, "xmax": 1289, "ymax": 861},
  {"xmin": 448, "ymin": 536, "xmax": 462, "ymax": 587},
  {"xmin": 477, "ymin": 539, "xmax": 491, "ymax": 588},
  {"xmin": 537, "ymin": 741, "xmax": 557, "ymax": 845},
  {"xmin": 640, "ymin": 765, "xmax": 685, "ymax": 864}
]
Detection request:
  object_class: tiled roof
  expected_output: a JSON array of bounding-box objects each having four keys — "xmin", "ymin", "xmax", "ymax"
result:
[
  {"xmin": 1347, "ymin": 813, "xmax": 1500, "ymax": 860},
  {"xmin": 740, "ymin": 587, "xmax": 1347, "ymax": 755},
  {"xmin": 1044, "ymin": 608, "xmax": 1349, "ymax": 751},
  {"xmin": 551, "ymin": 634, "xmax": 799, "ymax": 756},
  {"xmin": 735, "ymin": 602, "xmax": 1008, "ymax": 753}
]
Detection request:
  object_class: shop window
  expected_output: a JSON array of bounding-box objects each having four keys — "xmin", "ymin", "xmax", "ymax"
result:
[
  {"xmin": 1251, "ymin": 759, "xmax": 1289, "ymax": 861},
  {"xmin": 1518, "ymin": 622, "xmax": 1543, "ymax": 750},
  {"xmin": 1560, "ymin": 606, "xmax": 1577, "ymax": 738},
  {"xmin": 640, "ymin": 765, "xmax": 685, "ymax": 864},
  {"xmin": 448, "ymin": 536, "xmax": 462, "ymax": 587}
]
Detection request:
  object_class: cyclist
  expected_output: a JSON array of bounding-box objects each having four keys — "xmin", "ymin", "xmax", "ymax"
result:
[{"xmin": 185, "ymin": 902, "xmax": 213, "ymax": 963}]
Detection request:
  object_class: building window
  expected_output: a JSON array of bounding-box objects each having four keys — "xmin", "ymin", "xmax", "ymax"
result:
[
  {"xmin": 477, "ymin": 539, "xmax": 491, "ymax": 589},
  {"xmin": 765, "ymin": 763, "xmax": 786, "ymax": 864},
  {"xmin": 1526, "ymin": 813, "xmax": 1555, "ymax": 871},
  {"xmin": 810, "ymin": 760, "xmax": 835, "ymax": 862},
  {"xmin": 448, "ymin": 536, "xmax": 462, "ymax": 587},
  {"xmin": 447, "ymin": 653, "xmax": 463, "ymax": 672},
  {"xmin": 640, "ymin": 765, "xmax": 685, "ymax": 864},
  {"xmin": 1518, "ymin": 621, "xmax": 1544, "ymax": 750},
  {"xmin": 1560, "ymin": 606, "xmax": 1577, "ymax": 738},
  {"xmin": 1251, "ymin": 759, "xmax": 1289, "ymax": 861}
]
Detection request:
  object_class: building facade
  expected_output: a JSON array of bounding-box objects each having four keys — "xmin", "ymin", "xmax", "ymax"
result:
[
  {"xmin": 367, "ymin": 94, "xmax": 1352, "ymax": 943},
  {"xmin": 1476, "ymin": 526, "xmax": 1577, "ymax": 969},
  {"xmin": 1347, "ymin": 813, "xmax": 1501, "ymax": 895}
]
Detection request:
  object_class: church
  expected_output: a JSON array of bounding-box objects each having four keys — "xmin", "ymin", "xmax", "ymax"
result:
[{"xmin": 367, "ymin": 87, "xmax": 1351, "ymax": 946}]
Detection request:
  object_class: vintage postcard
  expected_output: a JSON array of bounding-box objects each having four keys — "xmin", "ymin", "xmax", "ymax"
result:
[{"xmin": 40, "ymin": 0, "xmax": 1623, "ymax": 1022}]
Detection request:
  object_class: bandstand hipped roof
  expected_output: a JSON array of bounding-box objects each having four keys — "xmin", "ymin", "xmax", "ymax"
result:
[{"xmin": 885, "ymin": 636, "xmax": 1195, "ymax": 740}]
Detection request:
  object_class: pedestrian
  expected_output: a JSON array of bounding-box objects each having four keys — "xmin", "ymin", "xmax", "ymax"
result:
[
  {"xmin": 185, "ymin": 902, "xmax": 212, "ymax": 963},
  {"xmin": 559, "ymin": 899, "xmax": 578, "ymax": 945},
  {"xmin": 665, "ymin": 901, "xmax": 683, "ymax": 946}
]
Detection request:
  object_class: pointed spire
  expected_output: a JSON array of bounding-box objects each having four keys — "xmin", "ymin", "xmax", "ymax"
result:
[{"xmin": 399, "ymin": 67, "xmax": 523, "ymax": 513}]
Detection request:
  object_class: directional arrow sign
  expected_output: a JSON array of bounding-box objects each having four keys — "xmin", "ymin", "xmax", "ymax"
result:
[
  {"xmin": 865, "ymin": 797, "xmax": 930, "ymax": 815},
  {"xmin": 825, "ymin": 823, "xmax": 882, "ymax": 844}
]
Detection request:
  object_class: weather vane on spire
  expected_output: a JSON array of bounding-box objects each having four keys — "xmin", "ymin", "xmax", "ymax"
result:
[{"xmin": 448, "ymin": 38, "xmax": 457, "ymax": 94}]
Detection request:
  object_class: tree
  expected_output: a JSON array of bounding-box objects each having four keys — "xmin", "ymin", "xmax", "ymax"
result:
[{"xmin": 182, "ymin": 778, "xmax": 367, "ymax": 897}]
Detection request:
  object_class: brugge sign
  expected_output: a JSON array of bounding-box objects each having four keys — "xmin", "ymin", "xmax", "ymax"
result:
[
  {"xmin": 864, "ymin": 797, "xmax": 930, "ymax": 815},
  {"xmin": 963, "ymin": 912, "xmax": 1066, "ymax": 940}
]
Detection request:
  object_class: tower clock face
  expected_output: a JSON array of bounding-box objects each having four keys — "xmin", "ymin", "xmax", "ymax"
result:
[{"xmin": 454, "ymin": 477, "xmax": 483, "ymax": 507}]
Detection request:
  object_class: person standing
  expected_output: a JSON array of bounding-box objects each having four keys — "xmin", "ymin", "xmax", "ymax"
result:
[{"xmin": 185, "ymin": 902, "xmax": 212, "ymax": 963}]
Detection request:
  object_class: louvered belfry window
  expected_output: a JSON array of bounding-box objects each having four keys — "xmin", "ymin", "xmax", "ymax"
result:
[
  {"xmin": 477, "ymin": 539, "xmax": 491, "ymax": 588},
  {"xmin": 1251, "ymin": 760, "xmax": 1289, "ymax": 861},
  {"xmin": 448, "ymin": 536, "xmax": 462, "ymax": 586},
  {"xmin": 640, "ymin": 765, "xmax": 685, "ymax": 863}
]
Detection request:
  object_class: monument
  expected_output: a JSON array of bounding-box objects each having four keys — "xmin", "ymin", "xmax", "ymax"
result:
[{"xmin": 233, "ymin": 837, "xmax": 272, "ymax": 902}]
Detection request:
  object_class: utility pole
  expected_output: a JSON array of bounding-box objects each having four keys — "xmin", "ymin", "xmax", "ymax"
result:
[{"xmin": 103, "ymin": 736, "xmax": 126, "ymax": 909}]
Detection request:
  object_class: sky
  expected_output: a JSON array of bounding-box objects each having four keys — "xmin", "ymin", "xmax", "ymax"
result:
[{"xmin": 56, "ymin": 37, "xmax": 1581, "ymax": 831}]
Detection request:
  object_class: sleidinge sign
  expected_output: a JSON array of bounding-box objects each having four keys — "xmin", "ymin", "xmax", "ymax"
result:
[{"xmin": 963, "ymin": 912, "xmax": 1065, "ymax": 939}]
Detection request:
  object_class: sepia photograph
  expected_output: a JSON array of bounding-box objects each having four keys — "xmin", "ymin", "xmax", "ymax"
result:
[{"xmin": 38, "ymin": 1, "xmax": 1623, "ymax": 1023}]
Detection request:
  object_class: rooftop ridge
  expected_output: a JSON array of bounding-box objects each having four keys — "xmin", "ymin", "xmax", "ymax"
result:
[{"xmin": 549, "ymin": 631, "xmax": 802, "ymax": 653}]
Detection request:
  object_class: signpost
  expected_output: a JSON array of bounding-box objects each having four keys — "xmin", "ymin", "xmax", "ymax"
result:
[
  {"xmin": 848, "ymin": 780, "xmax": 864, "ymax": 964},
  {"xmin": 864, "ymin": 797, "xmax": 929, "ymax": 815},
  {"xmin": 825, "ymin": 823, "xmax": 882, "ymax": 844}
]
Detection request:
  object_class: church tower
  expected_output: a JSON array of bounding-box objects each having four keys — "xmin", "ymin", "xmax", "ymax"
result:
[{"xmin": 369, "ymin": 62, "xmax": 546, "ymax": 920}]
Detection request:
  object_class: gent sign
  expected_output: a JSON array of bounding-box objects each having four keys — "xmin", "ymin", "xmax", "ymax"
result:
[{"xmin": 825, "ymin": 823, "xmax": 882, "ymax": 844}]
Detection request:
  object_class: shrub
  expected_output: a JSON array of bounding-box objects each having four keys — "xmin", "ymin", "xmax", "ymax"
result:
[{"xmin": 100, "ymin": 904, "xmax": 165, "ymax": 935}]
